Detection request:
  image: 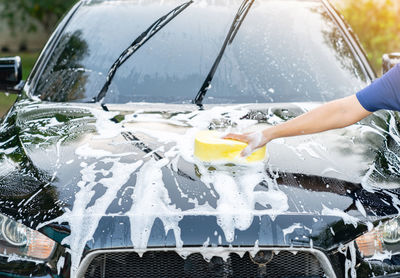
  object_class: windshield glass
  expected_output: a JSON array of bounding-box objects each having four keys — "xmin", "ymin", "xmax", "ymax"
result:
[{"xmin": 34, "ymin": 0, "xmax": 369, "ymax": 104}]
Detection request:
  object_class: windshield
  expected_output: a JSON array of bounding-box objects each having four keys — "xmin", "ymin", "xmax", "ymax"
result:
[{"xmin": 34, "ymin": 0, "xmax": 369, "ymax": 104}]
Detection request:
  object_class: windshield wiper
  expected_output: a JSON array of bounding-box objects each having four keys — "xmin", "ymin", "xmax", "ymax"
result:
[
  {"xmin": 193, "ymin": 0, "xmax": 255, "ymax": 108},
  {"xmin": 93, "ymin": 0, "xmax": 193, "ymax": 110}
]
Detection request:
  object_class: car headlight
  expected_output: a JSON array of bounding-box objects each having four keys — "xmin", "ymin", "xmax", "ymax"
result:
[
  {"xmin": 356, "ymin": 217, "xmax": 400, "ymax": 258},
  {"xmin": 0, "ymin": 213, "xmax": 56, "ymax": 261},
  {"xmin": 382, "ymin": 218, "xmax": 400, "ymax": 244}
]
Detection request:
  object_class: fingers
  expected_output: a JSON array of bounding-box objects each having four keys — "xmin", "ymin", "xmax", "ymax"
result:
[
  {"xmin": 223, "ymin": 131, "xmax": 267, "ymax": 157},
  {"xmin": 224, "ymin": 132, "xmax": 256, "ymax": 157},
  {"xmin": 240, "ymin": 145, "xmax": 253, "ymax": 157},
  {"xmin": 223, "ymin": 133, "xmax": 249, "ymax": 143}
]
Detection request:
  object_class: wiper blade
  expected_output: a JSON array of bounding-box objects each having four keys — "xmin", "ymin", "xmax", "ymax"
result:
[
  {"xmin": 193, "ymin": 0, "xmax": 255, "ymax": 107},
  {"xmin": 93, "ymin": 1, "xmax": 193, "ymax": 109}
]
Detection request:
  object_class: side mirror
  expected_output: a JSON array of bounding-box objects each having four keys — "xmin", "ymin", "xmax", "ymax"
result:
[
  {"xmin": 0, "ymin": 56, "xmax": 24, "ymax": 93},
  {"xmin": 382, "ymin": 53, "xmax": 400, "ymax": 74}
]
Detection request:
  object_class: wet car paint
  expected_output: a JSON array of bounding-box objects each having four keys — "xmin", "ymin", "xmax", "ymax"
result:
[
  {"xmin": 1, "ymin": 0, "xmax": 400, "ymax": 277},
  {"xmin": 1, "ymin": 100, "xmax": 400, "ymax": 277}
]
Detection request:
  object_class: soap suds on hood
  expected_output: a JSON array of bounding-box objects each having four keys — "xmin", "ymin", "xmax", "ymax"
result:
[
  {"xmin": 126, "ymin": 158, "xmax": 183, "ymax": 251},
  {"xmin": 41, "ymin": 105, "xmax": 293, "ymax": 275},
  {"xmin": 19, "ymin": 104, "xmax": 396, "ymax": 277}
]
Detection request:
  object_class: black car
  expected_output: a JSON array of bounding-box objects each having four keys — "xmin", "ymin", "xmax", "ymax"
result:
[{"xmin": 1, "ymin": 0, "xmax": 400, "ymax": 277}]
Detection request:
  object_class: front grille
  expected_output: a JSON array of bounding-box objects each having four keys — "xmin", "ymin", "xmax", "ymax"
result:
[{"xmin": 84, "ymin": 250, "xmax": 326, "ymax": 278}]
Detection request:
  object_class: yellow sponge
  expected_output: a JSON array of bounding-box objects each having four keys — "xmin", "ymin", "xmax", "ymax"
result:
[{"xmin": 194, "ymin": 130, "xmax": 266, "ymax": 163}]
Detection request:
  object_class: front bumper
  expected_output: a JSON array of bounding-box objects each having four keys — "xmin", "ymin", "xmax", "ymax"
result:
[
  {"xmin": 0, "ymin": 243, "xmax": 69, "ymax": 278},
  {"xmin": 2, "ymin": 246, "xmax": 400, "ymax": 278}
]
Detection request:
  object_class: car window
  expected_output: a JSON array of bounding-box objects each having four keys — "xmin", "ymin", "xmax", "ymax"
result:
[{"xmin": 33, "ymin": 0, "xmax": 369, "ymax": 104}]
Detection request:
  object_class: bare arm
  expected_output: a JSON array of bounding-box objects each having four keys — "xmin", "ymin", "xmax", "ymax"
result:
[{"xmin": 224, "ymin": 95, "xmax": 372, "ymax": 156}]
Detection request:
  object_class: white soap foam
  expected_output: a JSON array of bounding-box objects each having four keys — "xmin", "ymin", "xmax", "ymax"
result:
[
  {"xmin": 282, "ymin": 223, "xmax": 302, "ymax": 243},
  {"xmin": 33, "ymin": 104, "xmax": 388, "ymax": 277},
  {"xmin": 5, "ymin": 253, "xmax": 42, "ymax": 264},
  {"xmin": 355, "ymin": 200, "xmax": 367, "ymax": 218},
  {"xmin": 0, "ymin": 157, "xmax": 18, "ymax": 176},
  {"xmin": 241, "ymin": 131, "xmax": 263, "ymax": 157},
  {"xmin": 344, "ymin": 241, "xmax": 357, "ymax": 278},
  {"xmin": 99, "ymin": 105, "xmax": 288, "ymax": 259},
  {"xmin": 33, "ymin": 106, "xmax": 282, "ymax": 276},
  {"xmin": 126, "ymin": 158, "xmax": 183, "ymax": 251},
  {"xmin": 57, "ymin": 256, "xmax": 65, "ymax": 275},
  {"xmin": 366, "ymin": 250, "xmax": 394, "ymax": 261},
  {"xmin": 38, "ymin": 146, "xmax": 143, "ymax": 277},
  {"xmin": 321, "ymin": 205, "xmax": 359, "ymax": 228}
]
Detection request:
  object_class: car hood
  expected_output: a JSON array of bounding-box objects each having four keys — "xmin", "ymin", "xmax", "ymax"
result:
[{"xmin": 1, "ymin": 100, "xmax": 400, "ymax": 264}]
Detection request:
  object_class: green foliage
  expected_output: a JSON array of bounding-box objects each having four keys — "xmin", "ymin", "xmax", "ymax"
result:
[
  {"xmin": 335, "ymin": 0, "xmax": 400, "ymax": 75},
  {"xmin": 0, "ymin": 0, "xmax": 78, "ymax": 34}
]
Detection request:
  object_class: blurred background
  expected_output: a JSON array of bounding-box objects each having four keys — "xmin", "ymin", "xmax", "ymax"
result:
[
  {"xmin": 0, "ymin": 0, "xmax": 77, "ymax": 116},
  {"xmin": 0, "ymin": 0, "xmax": 399, "ymax": 117}
]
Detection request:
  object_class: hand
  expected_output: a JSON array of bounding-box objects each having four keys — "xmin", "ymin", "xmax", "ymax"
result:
[{"xmin": 223, "ymin": 130, "xmax": 270, "ymax": 157}]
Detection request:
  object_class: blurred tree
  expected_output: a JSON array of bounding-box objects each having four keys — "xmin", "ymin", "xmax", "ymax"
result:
[
  {"xmin": 0, "ymin": 0, "xmax": 78, "ymax": 35},
  {"xmin": 336, "ymin": 0, "xmax": 400, "ymax": 75}
]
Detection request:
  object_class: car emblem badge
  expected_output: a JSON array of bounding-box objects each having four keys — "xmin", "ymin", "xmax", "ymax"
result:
[
  {"xmin": 250, "ymin": 250, "xmax": 274, "ymax": 275},
  {"xmin": 251, "ymin": 250, "xmax": 274, "ymax": 264}
]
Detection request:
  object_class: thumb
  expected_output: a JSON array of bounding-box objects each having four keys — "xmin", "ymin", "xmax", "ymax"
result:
[
  {"xmin": 239, "ymin": 131, "xmax": 264, "ymax": 157},
  {"xmin": 240, "ymin": 145, "xmax": 253, "ymax": 157}
]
